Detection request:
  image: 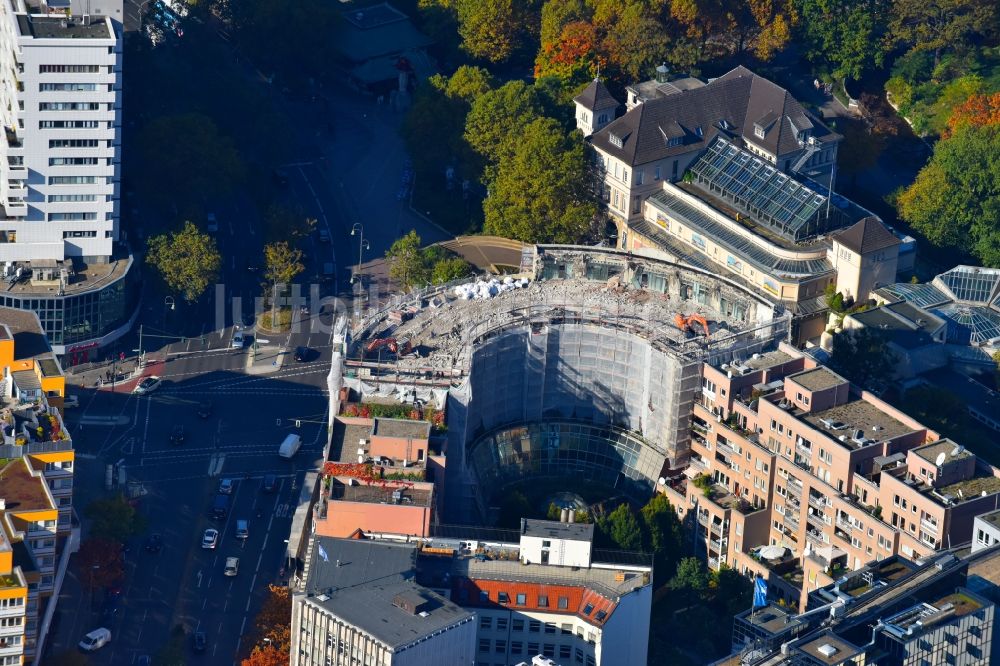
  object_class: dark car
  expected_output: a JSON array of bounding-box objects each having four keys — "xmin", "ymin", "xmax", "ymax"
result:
[
  {"xmin": 242, "ymin": 311, "xmax": 256, "ymax": 327},
  {"xmin": 262, "ymin": 474, "xmax": 277, "ymax": 493},
  {"xmin": 193, "ymin": 630, "xmax": 207, "ymax": 653},
  {"xmin": 293, "ymin": 346, "xmax": 311, "ymax": 362},
  {"xmin": 144, "ymin": 534, "xmax": 163, "ymax": 553},
  {"xmin": 196, "ymin": 401, "xmax": 212, "ymax": 419},
  {"xmin": 169, "ymin": 425, "xmax": 185, "ymax": 445}
]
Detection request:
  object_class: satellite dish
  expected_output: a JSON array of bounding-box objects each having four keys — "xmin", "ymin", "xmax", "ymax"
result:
[{"xmin": 935, "ymin": 452, "xmax": 946, "ymax": 467}]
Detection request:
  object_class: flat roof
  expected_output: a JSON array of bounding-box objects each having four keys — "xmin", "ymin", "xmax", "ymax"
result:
[
  {"xmin": 739, "ymin": 603, "xmax": 806, "ymax": 635},
  {"xmin": 0, "ymin": 458, "xmax": 53, "ymax": 512},
  {"xmin": 329, "ymin": 480, "xmax": 433, "ymax": 507},
  {"xmin": 5, "ymin": 255, "xmax": 131, "ymax": 297},
  {"xmin": 521, "ymin": 518, "xmax": 594, "ymax": 542},
  {"xmin": 977, "ymin": 509, "xmax": 1000, "ymax": 531},
  {"xmin": 0, "ymin": 309, "xmax": 50, "ymax": 360},
  {"xmin": 328, "ymin": 419, "xmax": 375, "ymax": 463},
  {"xmin": 936, "ymin": 473, "xmax": 1000, "ymax": 501},
  {"xmin": 304, "ymin": 538, "xmax": 472, "ymax": 649},
  {"xmin": 743, "ymin": 349, "xmax": 793, "ymax": 371},
  {"xmin": 805, "ymin": 398, "xmax": 916, "ymax": 448},
  {"xmin": 10, "ymin": 370, "xmax": 40, "ymax": 392},
  {"xmin": 789, "ymin": 367, "xmax": 845, "ymax": 392},
  {"xmin": 912, "ymin": 440, "xmax": 972, "ymax": 466},
  {"xmin": 16, "ymin": 14, "xmax": 114, "ymax": 38},
  {"xmin": 794, "ymin": 632, "xmax": 863, "ymax": 665},
  {"xmin": 373, "ymin": 417, "xmax": 430, "ymax": 440}
]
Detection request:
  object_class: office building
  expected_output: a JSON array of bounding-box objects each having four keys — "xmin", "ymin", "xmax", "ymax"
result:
[
  {"xmin": 0, "ymin": 308, "xmax": 76, "ymax": 663},
  {"xmin": 0, "ymin": 0, "xmax": 137, "ymax": 356}
]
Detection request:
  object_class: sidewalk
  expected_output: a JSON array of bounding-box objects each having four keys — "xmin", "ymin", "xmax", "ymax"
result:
[
  {"xmin": 65, "ymin": 358, "xmax": 160, "ymax": 393},
  {"xmin": 245, "ymin": 339, "xmax": 287, "ymax": 375}
]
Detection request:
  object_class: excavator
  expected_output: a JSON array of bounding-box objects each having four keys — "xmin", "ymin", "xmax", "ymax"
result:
[
  {"xmin": 364, "ymin": 337, "xmax": 412, "ymax": 357},
  {"xmin": 674, "ymin": 313, "xmax": 711, "ymax": 337}
]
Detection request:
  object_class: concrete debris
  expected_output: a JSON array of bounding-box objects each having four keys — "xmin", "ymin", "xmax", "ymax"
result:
[{"xmin": 453, "ymin": 277, "xmax": 531, "ymax": 300}]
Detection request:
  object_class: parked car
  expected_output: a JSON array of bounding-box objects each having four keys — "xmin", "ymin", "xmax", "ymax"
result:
[
  {"xmin": 196, "ymin": 401, "xmax": 212, "ymax": 419},
  {"xmin": 133, "ymin": 376, "xmax": 161, "ymax": 395},
  {"xmin": 235, "ymin": 519, "xmax": 249, "ymax": 540},
  {"xmin": 201, "ymin": 528, "xmax": 219, "ymax": 549},
  {"xmin": 192, "ymin": 631, "xmax": 207, "ymax": 653},
  {"xmin": 318, "ymin": 228, "xmax": 330, "ymax": 243},
  {"xmin": 224, "ymin": 557, "xmax": 239, "ymax": 576},
  {"xmin": 169, "ymin": 425, "xmax": 185, "ymax": 446},
  {"xmin": 293, "ymin": 346, "xmax": 311, "ymax": 362},
  {"xmin": 231, "ymin": 329, "xmax": 246, "ymax": 349},
  {"xmin": 206, "ymin": 212, "xmax": 218, "ymax": 233},
  {"xmin": 262, "ymin": 474, "xmax": 277, "ymax": 493},
  {"xmin": 78, "ymin": 628, "xmax": 111, "ymax": 651},
  {"xmin": 144, "ymin": 534, "xmax": 163, "ymax": 553},
  {"xmin": 218, "ymin": 478, "xmax": 235, "ymax": 495}
]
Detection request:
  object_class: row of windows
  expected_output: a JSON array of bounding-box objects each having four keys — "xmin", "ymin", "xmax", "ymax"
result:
[
  {"xmin": 49, "ymin": 157, "xmax": 100, "ymax": 166},
  {"xmin": 40, "ymin": 120, "xmax": 103, "ymax": 129},
  {"xmin": 50, "ymin": 175, "xmax": 101, "ymax": 185},
  {"xmin": 476, "ymin": 639, "xmax": 594, "ymax": 665},
  {"xmin": 50, "ymin": 194, "xmax": 98, "ymax": 202},
  {"xmin": 40, "ymin": 65, "xmax": 102, "ymax": 73},
  {"xmin": 40, "ymin": 83, "xmax": 98, "ymax": 91},
  {"xmin": 62, "ymin": 230, "xmax": 97, "ymax": 237},
  {"xmin": 40, "ymin": 102, "xmax": 102, "ymax": 111},
  {"xmin": 50, "ymin": 139, "xmax": 101, "ymax": 148}
]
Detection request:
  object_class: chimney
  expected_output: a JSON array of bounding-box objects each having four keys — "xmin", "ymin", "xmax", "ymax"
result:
[
  {"xmin": 568, "ymin": 511, "xmax": 575, "ymax": 524},
  {"xmin": 560, "ymin": 508, "xmax": 570, "ymax": 523}
]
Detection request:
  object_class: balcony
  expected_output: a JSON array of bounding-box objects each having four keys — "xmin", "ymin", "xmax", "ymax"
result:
[
  {"xmin": 807, "ymin": 495, "xmax": 828, "ymax": 510},
  {"xmin": 806, "ymin": 510, "xmax": 828, "ymax": 529},
  {"xmin": 806, "ymin": 530, "xmax": 827, "ymax": 548},
  {"xmin": 920, "ymin": 518, "xmax": 939, "ymax": 534},
  {"xmin": 784, "ymin": 513, "xmax": 800, "ymax": 531},
  {"xmin": 716, "ymin": 439, "xmax": 737, "ymax": 456},
  {"xmin": 835, "ymin": 517, "xmax": 856, "ymax": 533},
  {"xmin": 4, "ymin": 128, "xmax": 21, "ymax": 149}
]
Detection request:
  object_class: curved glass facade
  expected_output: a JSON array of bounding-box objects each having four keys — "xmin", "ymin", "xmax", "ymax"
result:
[
  {"xmin": 468, "ymin": 420, "xmax": 665, "ymax": 503},
  {"xmin": 0, "ymin": 262, "xmax": 138, "ymax": 348}
]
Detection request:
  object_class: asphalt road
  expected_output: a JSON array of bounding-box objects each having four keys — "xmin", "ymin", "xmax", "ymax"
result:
[{"xmin": 54, "ymin": 322, "xmax": 332, "ymax": 663}]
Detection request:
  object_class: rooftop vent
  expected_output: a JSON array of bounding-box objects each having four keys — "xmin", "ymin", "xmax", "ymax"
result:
[
  {"xmin": 392, "ymin": 591, "xmax": 430, "ymax": 616},
  {"xmin": 817, "ymin": 643, "xmax": 838, "ymax": 657}
]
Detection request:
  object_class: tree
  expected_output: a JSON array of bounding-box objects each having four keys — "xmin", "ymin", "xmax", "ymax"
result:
[
  {"xmin": 84, "ymin": 494, "xmax": 146, "ymax": 543},
  {"xmin": 945, "ymin": 92, "xmax": 1000, "ymax": 138},
  {"xmin": 641, "ymin": 494, "xmax": 684, "ymax": 580},
  {"xmin": 146, "ymin": 222, "xmax": 222, "ymax": 302},
  {"xmin": 535, "ymin": 21, "xmax": 605, "ymax": 84},
  {"xmin": 888, "ymin": 0, "xmax": 997, "ymax": 67},
  {"xmin": 263, "ymin": 242, "xmax": 305, "ymax": 287},
  {"xmin": 386, "ymin": 231, "xmax": 431, "ymax": 291},
  {"xmin": 671, "ymin": 556, "xmax": 708, "ymax": 605},
  {"xmin": 594, "ymin": 2, "xmax": 671, "ymax": 81},
  {"xmin": 795, "ymin": 0, "xmax": 890, "ymax": 80},
  {"xmin": 242, "ymin": 646, "xmax": 287, "ymax": 666},
  {"xmin": 540, "ymin": 0, "xmax": 589, "ymax": 45},
  {"xmin": 483, "ymin": 117, "xmax": 597, "ymax": 244},
  {"xmin": 136, "ymin": 114, "xmax": 244, "ymax": 213},
  {"xmin": 153, "ymin": 624, "xmax": 187, "ymax": 666},
  {"xmin": 600, "ymin": 504, "xmax": 644, "ymax": 551},
  {"xmin": 252, "ymin": 585, "xmax": 292, "ymax": 652},
  {"xmin": 465, "ymin": 81, "xmax": 543, "ymax": 172},
  {"xmin": 77, "ymin": 538, "xmax": 125, "ymax": 590},
  {"xmin": 897, "ymin": 124, "xmax": 1000, "ymax": 267},
  {"xmin": 262, "ymin": 204, "xmax": 316, "ymax": 243},
  {"xmin": 829, "ymin": 328, "xmax": 897, "ymax": 390},
  {"xmin": 837, "ymin": 118, "xmax": 887, "ymax": 185},
  {"xmin": 431, "ymin": 256, "xmax": 472, "ymax": 284},
  {"xmin": 455, "ymin": 0, "xmax": 519, "ymax": 63},
  {"xmin": 709, "ymin": 566, "xmax": 752, "ymax": 617},
  {"xmin": 441, "ymin": 65, "xmax": 495, "ymax": 104}
]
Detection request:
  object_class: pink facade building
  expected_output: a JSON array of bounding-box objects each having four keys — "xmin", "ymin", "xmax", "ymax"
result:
[{"xmin": 660, "ymin": 343, "xmax": 1000, "ymax": 610}]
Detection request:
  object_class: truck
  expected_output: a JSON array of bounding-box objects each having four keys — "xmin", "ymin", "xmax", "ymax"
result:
[{"xmin": 278, "ymin": 434, "xmax": 301, "ymax": 459}]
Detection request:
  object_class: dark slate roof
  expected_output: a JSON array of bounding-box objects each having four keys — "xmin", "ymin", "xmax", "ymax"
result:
[
  {"xmin": 521, "ymin": 518, "xmax": 595, "ymax": 542},
  {"xmin": 573, "ymin": 79, "xmax": 619, "ymax": 111},
  {"xmin": 834, "ymin": 217, "xmax": 900, "ymax": 255},
  {"xmin": 591, "ymin": 66, "xmax": 838, "ymax": 167},
  {"xmin": 304, "ymin": 538, "xmax": 473, "ymax": 649}
]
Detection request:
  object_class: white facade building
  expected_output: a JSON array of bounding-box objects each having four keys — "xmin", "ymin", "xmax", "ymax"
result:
[{"xmin": 1, "ymin": 0, "xmax": 122, "ymax": 263}]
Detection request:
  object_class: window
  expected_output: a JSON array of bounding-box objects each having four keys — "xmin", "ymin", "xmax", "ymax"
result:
[
  {"xmin": 497, "ymin": 618, "xmax": 508, "ymax": 631},
  {"xmin": 49, "ymin": 157, "xmax": 98, "ymax": 166},
  {"xmin": 635, "ymin": 170, "xmax": 643, "ymax": 185},
  {"xmin": 49, "ymin": 139, "xmax": 100, "ymax": 148},
  {"xmin": 543, "ymin": 644, "xmax": 555, "ymax": 657},
  {"xmin": 479, "ymin": 639, "xmax": 490, "ymax": 653},
  {"xmin": 40, "ymin": 64, "xmax": 100, "ymax": 73},
  {"xmin": 537, "ymin": 596, "xmax": 548, "ymax": 608},
  {"xmin": 479, "ymin": 591, "xmax": 489, "ymax": 603},
  {"xmin": 511, "ymin": 641, "xmax": 523, "ymax": 654},
  {"xmin": 561, "ymin": 623, "xmax": 573, "ymax": 634},
  {"xmin": 672, "ymin": 160, "xmax": 679, "ymax": 178},
  {"xmin": 512, "ymin": 619, "xmax": 524, "ymax": 632},
  {"xmin": 575, "ymin": 648, "xmax": 584, "ymax": 663},
  {"xmin": 62, "ymin": 230, "xmax": 97, "ymax": 237},
  {"xmin": 528, "ymin": 642, "xmax": 540, "ymax": 654},
  {"xmin": 516, "ymin": 593, "xmax": 526, "ymax": 606},
  {"xmin": 498, "ymin": 592, "xmax": 510, "ymax": 604},
  {"xmin": 544, "ymin": 623, "xmax": 556, "ymax": 634},
  {"xmin": 495, "ymin": 640, "xmax": 506, "ymax": 653},
  {"xmin": 654, "ymin": 166, "xmax": 661, "ymax": 180},
  {"xmin": 542, "ymin": 540, "xmax": 551, "ymax": 548},
  {"xmin": 754, "ymin": 126, "xmax": 765, "ymax": 139},
  {"xmin": 50, "ymin": 194, "xmax": 97, "ymax": 202},
  {"xmin": 560, "ymin": 645, "xmax": 572, "ymax": 659},
  {"xmin": 52, "ymin": 213, "xmax": 97, "ymax": 221},
  {"xmin": 40, "ymin": 102, "xmax": 101, "ymax": 111},
  {"xmin": 480, "ymin": 617, "xmax": 492, "ymax": 630},
  {"xmin": 50, "ymin": 176, "xmax": 99, "ymax": 185},
  {"xmin": 558, "ymin": 596, "xmax": 569, "ymax": 610},
  {"xmin": 40, "ymin": 82, "xmax": 97, "ymax": 91},
  {"xmin": 529, "ymin": 620, "xmax": 541, "ymax": 633},
  {"xmin": 40, "ymin": 120, "xmax": 102, "ymax": 129}
]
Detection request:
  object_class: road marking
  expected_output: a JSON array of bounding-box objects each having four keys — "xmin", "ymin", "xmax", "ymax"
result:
[
  {"xmin": 141, "ymin": 393, "xmax": 152, "ymax": 455},
  {"xmin": 136, "ymin": 608, "xmax": 148, "ymax": 643},
  {"xmin": 255, "ymin": 551, "xmax": 263, "ymax": 573},
  {"xmin": 196, "ymin": 570, "xmax": 203, "ymax": 588},
  {"xmin": 246, "ymin": 576, "xmax": 257, "ymax": 611},
  {"xmin": 202, "ymin": 598, "xmax": 207, "ymax": 610},
  {"xmin": 207, "ymin": 576, "xmax": 213, "ymax": 589}
]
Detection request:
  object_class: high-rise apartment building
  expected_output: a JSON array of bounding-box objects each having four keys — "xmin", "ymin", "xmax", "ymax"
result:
[{"xmin": 0, "ymin": 0, "xmax": 136, "ymax": 356}]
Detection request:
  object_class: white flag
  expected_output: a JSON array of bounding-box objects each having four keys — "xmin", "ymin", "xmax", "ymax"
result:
[{"xmin": 318, "ymin": 543, "xmax": 330, "ymax": 563}]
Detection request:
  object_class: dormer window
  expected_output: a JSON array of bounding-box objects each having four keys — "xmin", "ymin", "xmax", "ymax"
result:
[
  {"xmin": 598, "ymin": 113, "xmax": 608, "ymax": 124},
  {"xmin": 695, "ymin": 126, "xmax": 703, "ymax": 138},
  {"xmin": 754, "ymin": 125, "xmax": 765, "ymax": 139},
  {"xmin": 609, "ymin": 133, "xmax": 623, "ymax": 148},
  {"xmin": 667, "ymin": 136, "xmax": 683, "ymax": 148}
]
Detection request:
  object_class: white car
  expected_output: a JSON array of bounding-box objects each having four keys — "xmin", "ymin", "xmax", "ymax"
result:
[
  {"xmin": 201, "ymin": 528, "xmax": 219, "ymax": 549},
  {"xmin": 133, "ymin": 376, "xmax": 161, "ymax": 395},
  {"xmin": 78, "ymin": 627, "xmax": 111, "ymax": 651},
  {"xmin": 224, "ymin": 557, "xmax": 239, "ymax": 576},
  {"xmin": 231, "ymin": 329, "xmax": 246, "ymax": 349}
]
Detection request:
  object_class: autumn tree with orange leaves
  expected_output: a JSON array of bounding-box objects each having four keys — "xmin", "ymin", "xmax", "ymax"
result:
[
  {"xmin": 241, "ymin": 585, "xmax": 292, "ymax": 665},
  {"xmin": 945, "ymin": 92, "xmax": 1000, "ymax": 138},
  {"xmin": 534, "ymin": 21, "xmax": 605, "ymax": 84}
]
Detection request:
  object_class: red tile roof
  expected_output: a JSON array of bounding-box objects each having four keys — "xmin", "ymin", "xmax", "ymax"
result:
[{"xmin": 453, "ymin": 578, "xmax": 618, "ymax": 625}]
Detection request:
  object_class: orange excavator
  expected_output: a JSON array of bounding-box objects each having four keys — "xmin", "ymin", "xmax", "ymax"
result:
[
  {"xmin": 674, "ymin": 313, "xmax": 711, "ymax": 337},
  {"xmin": 365, "ymin": 337, "xmax": 412, "ymax": 357}
]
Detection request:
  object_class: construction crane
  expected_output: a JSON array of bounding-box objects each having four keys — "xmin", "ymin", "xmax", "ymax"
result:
[
  {"xmin": 364, "ymin": 337, "xmax": 412, "ymax": 356},
  {"xmin": 674, "ymin": 313, "xmax": 711, "ymax": 337}
]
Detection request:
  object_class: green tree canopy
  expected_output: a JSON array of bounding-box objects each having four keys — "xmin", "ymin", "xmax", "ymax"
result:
[
  {"xmin": 641, "ymin": 494, "xmax": 684, "ymax": 580},
  {"xmin": 264, "ymin": 241, "xmax": 305, "ymax": 286},
  {"xmin": 386, "ymin": 231, "xmax": 432, "ymax": 290},
  {"xmin": 598, "ymin": 503, "xmax": 644, "ymax": 551},
  {"xmin": 146, "ymin": 222, "xmax": 221, "ymax": 302},
  {"xmin": 483, "ymin": 117, "xmax": 597, "ymax": 244},
  {"xmin": 262, "ymin": 204, "xmax": 316, "ymax": 244},
  {"xmin": 439, "ymin": 65, "xmax": 495, "ymax": 103},
  {"xmin": 897, "ymin": 124, "xmax": 1000, "ymax": 266},
  {"xmin": 455, "ymin": 0, "xmax": 520, "ymax": 63},
  {"xmin": 465, "ymin": 81, "xmax": 543, "ymax": 170},
  {"xmin": 84, "ymin": 495, "xmax": 147, "ymax": 543},
  {"xmin": 540, "ymin": 0, "xmax": 589, "ymax": 45},
  {"xmin": 137, "ymin": 114, "xmax": 244, "ymax": 212},
  {"xmin": 795, "ymin": 0, "xmax": 890, "ymax": 80},
  {"xmin": 829, "ymin": 328, "xmax": 897, "ymax": 391},
  {"xmin": 430, "ymin": 256, "xmax": 473, "ymax": 284},
  {"xmin": 888, "ymin": 0, "xmax": 998, "ymax": 66},
  {"xmin": 672, "ymin": 556, "xmax": 709, "ymax": 594}
]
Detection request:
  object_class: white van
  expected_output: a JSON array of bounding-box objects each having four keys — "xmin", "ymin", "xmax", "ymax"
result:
[
  {"xmin": 235, "ymin": 520, "xmax": 249, "ymax": 540},
  {"xmin": 278, "ymin": 434, "xmax": 301, "ymax": 458}
]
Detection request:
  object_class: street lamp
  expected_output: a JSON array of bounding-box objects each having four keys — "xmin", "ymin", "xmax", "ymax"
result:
[{"xmin": 350, "ymin": 224, "xmax": 368, "ymax": 285}]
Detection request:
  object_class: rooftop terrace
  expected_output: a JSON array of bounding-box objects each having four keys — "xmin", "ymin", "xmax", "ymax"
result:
[
  {"xmin": 934, "ymin": 472, "xmax": 1000, "ymax": 502},
  {"xmin": 0, "ymin": 458, "xmax": 52, "ymax": 512},
  {"xmin": 4, "ymin": 254, "xmax": 130, "ymax": 296},
  {"xmin": 328, "ymin": 479, "xmax": 432, "ymax": 507},
  {"xmin": 803, "ymin": 398, "xmax": 916, "ymax": 448}
]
